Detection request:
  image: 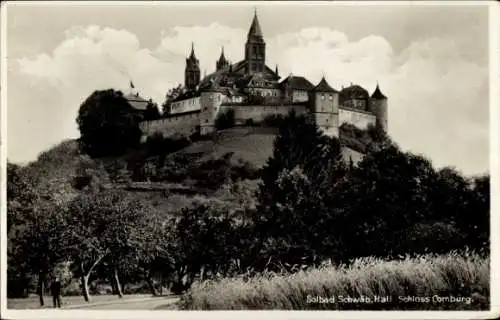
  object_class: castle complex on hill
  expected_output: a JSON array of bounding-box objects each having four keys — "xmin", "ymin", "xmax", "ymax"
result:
[{"xmin": 138, "ymin": 9, "xmax": 388, "ymax": 140}]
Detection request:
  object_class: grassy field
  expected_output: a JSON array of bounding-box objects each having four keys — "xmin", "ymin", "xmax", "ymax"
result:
[
  {"xmin": 176, "ymin": 251, "xmax": 489, "ymax": 310},
  {"xmin": 173, "ymin": 127, "xmax": 363, "ymax": 168}
]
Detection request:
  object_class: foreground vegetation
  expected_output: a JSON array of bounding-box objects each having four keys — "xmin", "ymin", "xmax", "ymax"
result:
[
  {"xmin": 7, "ymin": 89, "xmax": 490, "ymax": 310},
  {"xmin": 179, "ymin": 251, "xmax": 489, "ymax": 310}
]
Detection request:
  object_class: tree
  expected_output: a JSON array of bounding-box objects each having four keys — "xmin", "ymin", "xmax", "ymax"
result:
[
  {"xmin": 144, "ymin": 101, "xmax": 161, "ymax": 121},
  {"xmin": 76, "ymin": 89, "xmax": 143, "ymax": 158},
  {"xmin": 9, "ymin": 202, "xmax": 72, "ymax": 306},
  {"xmin": 463, "ymin": 174, "xmax": 490, "ymax": 250},
  {"xmin": 253, "ymin": 111, "xmax": 347, "ymax": 269},
  {"xmin": 333, "ymin": 145, "xmax": 440, "ymax": 258},
  {"xmin": 162, "ymin": 85, "xmax": 183, "ymax": 115},
  {"xmin": 64, "ymin": 190, "xmax": 152, "ymax": 301},
  {"xmin": 6, "ymin": 162, "xmax": 37, "ymax": 233},
  {"xmin": 215, "ymin": 109, "xmax": 236, "ymax": 130}
]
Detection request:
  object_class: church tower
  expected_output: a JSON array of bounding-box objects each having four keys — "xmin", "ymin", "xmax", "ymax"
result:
[
  {"xmin": 245, "ymin": 9, "xmax": 266, "ymax": 75},
  {"xmin": 185, "ymin": 42, "xmax": 201, "ymax": 91},
  {"xmin": 216, "ymin": 46, "xmax": 230, "ymax": 71}
]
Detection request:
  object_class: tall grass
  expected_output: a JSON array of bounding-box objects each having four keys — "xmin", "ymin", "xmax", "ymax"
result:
[{"xmin": 178, "ymin": 251, "xmax": 489, "ymax": 310}]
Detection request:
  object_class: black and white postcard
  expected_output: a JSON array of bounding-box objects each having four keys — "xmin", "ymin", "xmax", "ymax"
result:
[{"xmin": 1, "ymin": 1, "xmax": 498, "ymax": 319}]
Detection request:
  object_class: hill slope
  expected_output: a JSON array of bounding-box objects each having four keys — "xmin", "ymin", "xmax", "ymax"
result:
[{"xmin": 171, "ymin": 127, "xmax": 365, "ymax": 168}]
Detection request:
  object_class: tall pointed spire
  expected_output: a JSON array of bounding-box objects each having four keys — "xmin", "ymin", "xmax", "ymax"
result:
[
  {"xmin": 189, "ymin": 42, "xmax": 197, "ymax": 60},
  {"xmin": 275, "ymin": 64, "xmax": 279, "ymax": 76},
  {"xmin": 247, "ymin": 7, "xmax": 263, "ymax": 39},
  {"xmin": 219, "ymin": 45, "xmax": 226, "ymax": 60}
]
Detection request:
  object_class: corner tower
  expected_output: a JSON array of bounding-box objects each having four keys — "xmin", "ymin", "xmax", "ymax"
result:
[
  {"xmin": 369, "ymin": 83, "xmax": 388, "ymax": 132},
  {"xmin": 185, "ymin": 42, "xmax": 201, "ymax": 90},
  {"xmin": 309, "ymin": 77, "xmax": 340, "ymax": 138},
  {"xmin": 245, "ymin": 9, "xmax": 266, "ymax": 75},
  {"xmin": 200, "ymin": 81, "xmax": 224, "ymax": 136}
]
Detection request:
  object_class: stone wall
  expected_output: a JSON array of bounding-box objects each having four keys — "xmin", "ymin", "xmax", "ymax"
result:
[
  {"xmin": 220, "ymin": 104, "xmax": 308, "ymax": 124},
  {"xmin": 170, "ymin": 96, "xmax": 201, "ymax": 115},
  {"xmin": 139, "ymin": 111, "xmax": 200, "ymax": 138},
  {"xmin": 339, "ymin": 107, "xmax": 376, "ymax": 130}
]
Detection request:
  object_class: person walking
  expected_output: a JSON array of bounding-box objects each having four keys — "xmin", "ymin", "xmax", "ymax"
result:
[{"xmin": 50, "ymin": 276, "xmax": 62, "ymax": 308}]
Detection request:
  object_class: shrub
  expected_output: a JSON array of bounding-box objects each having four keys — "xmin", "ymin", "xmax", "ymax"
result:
[
  {"xmin": 262, "ymin": 114, "xmax": 285, "ymax": 127},
  {"xmin": 215, "ymin": 109, "xmax": 236, "ymax": 130}
]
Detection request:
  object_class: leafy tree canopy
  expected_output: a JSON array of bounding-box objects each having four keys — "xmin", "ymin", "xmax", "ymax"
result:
[{"xmin": 76, "ymin": 89, "xmax": 143, "ymax": 158}]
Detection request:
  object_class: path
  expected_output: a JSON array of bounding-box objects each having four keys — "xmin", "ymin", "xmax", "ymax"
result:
[{"xmin": 65, "ymin": 295, "xmax": 180, "ymax": 310}]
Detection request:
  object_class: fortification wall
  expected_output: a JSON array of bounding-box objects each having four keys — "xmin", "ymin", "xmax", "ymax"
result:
[
  {"xmin": 339, "ymin": 107, "xmax": 376, "ymax": 130},
  {"xmin": 139, "ymin": 111, "xmax": 200, "ymax": 138},
  {"xmin": 170, "ymin": 97, "xmax": 201, "ymax": 115},
  {"xmin": 220, "ymin": 105, "xmax": 308, "ymax": 124}
]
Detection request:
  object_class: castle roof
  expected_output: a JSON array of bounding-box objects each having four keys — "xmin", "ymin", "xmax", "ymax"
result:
[
  {"xmin": 340, "ymin": 84, "xmax": 369, "ymax": 99},
  {"xmin": 247, "ymin": 9, "xmax": 263, "ymax": 39},
  {"xmin": 371, "ymin": 84, "xmax": 387, "ymax": 99},
  {"xmin": 280, "ymin": 75, "xmax": 314, "ymax": 91},
  {"xmin": 124, "ymin": 93, "xmax": 150, "ymax": 110},
  {"xmin": 312, "ymin": 77, "xmax": 337, "ymax": 93},
  {"xmin": 201, "ymin": 79, "xmax": 224, "ymax": 92}
]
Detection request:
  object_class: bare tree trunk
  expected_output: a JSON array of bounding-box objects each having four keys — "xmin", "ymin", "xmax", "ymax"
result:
[
  {"xmin": 199, "ymin": 265, "xmax": 205, "ymax": 282},
  {"xmin": 146, "ymin": 273, "xmax": 159, "ymax": 296},
  {"xmin": 109, "ymin": 274, "xmax": 118, "ymax": 294},
  {"xmin": 80, "ymin": 274, "xmax": 91, "ymax": 302},
  {"xmin": 37, "ymin": 272, "xmax": 45, "ymax": 306},
  {"xmin": 159, "ymin": 274, "xmax": 163, "ymax": 296},
  {"xmin": 79, "ymin": 256, "xmax": 104, "ymax": 303},
  {"xmin": 113, "ymin": 267, "xmax": 123, "ymax": 298}
]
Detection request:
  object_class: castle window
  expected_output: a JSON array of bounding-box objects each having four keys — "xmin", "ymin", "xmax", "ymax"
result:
[
  {"xmin": 205, "ymin": 119, "xmax": 209, "ymax": 123},
  {"xmin": 204, "ymin": 107, "xmax": 208, "ymax": 111},
  {"xmin": 321, "ymin": 94, "xmax": 325, "ymax": 100},
  {"xmin": 329, "ymin": 95, "xmax": 333, "ymax": 100}
]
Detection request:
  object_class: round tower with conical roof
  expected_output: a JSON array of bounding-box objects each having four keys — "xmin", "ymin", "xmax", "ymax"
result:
[
  {"xmin": 309, "ymin": 77, "xmax": 340, "ymax": 137},
  {"xmin": 368, "ymin": 83, "xmax": 388, "ymax": 132},
  {"xmin": 200, "ymin": 80, "xmax": 224, "ymax": 135}
]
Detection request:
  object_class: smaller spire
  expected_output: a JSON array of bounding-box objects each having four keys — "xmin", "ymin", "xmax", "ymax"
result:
[
  {"xmin": 275, "ymin": 64, "xmax": 279, "ymax": 76},
  {"xmin": 219, "ymin": 46, "xmax": 226, "ymax": 61},
  {"xmin": 189, "ymin": 42, "xmax": 197, "ymax": 60},
  {"xmin": 371, "ymin": 82, "xmax": 387, "ymax": 99}
]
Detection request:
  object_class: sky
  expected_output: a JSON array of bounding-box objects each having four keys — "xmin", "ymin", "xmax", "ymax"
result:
[{"xmin": 4, "ymin": 1, "xmax": 492, "ymax": 176}]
